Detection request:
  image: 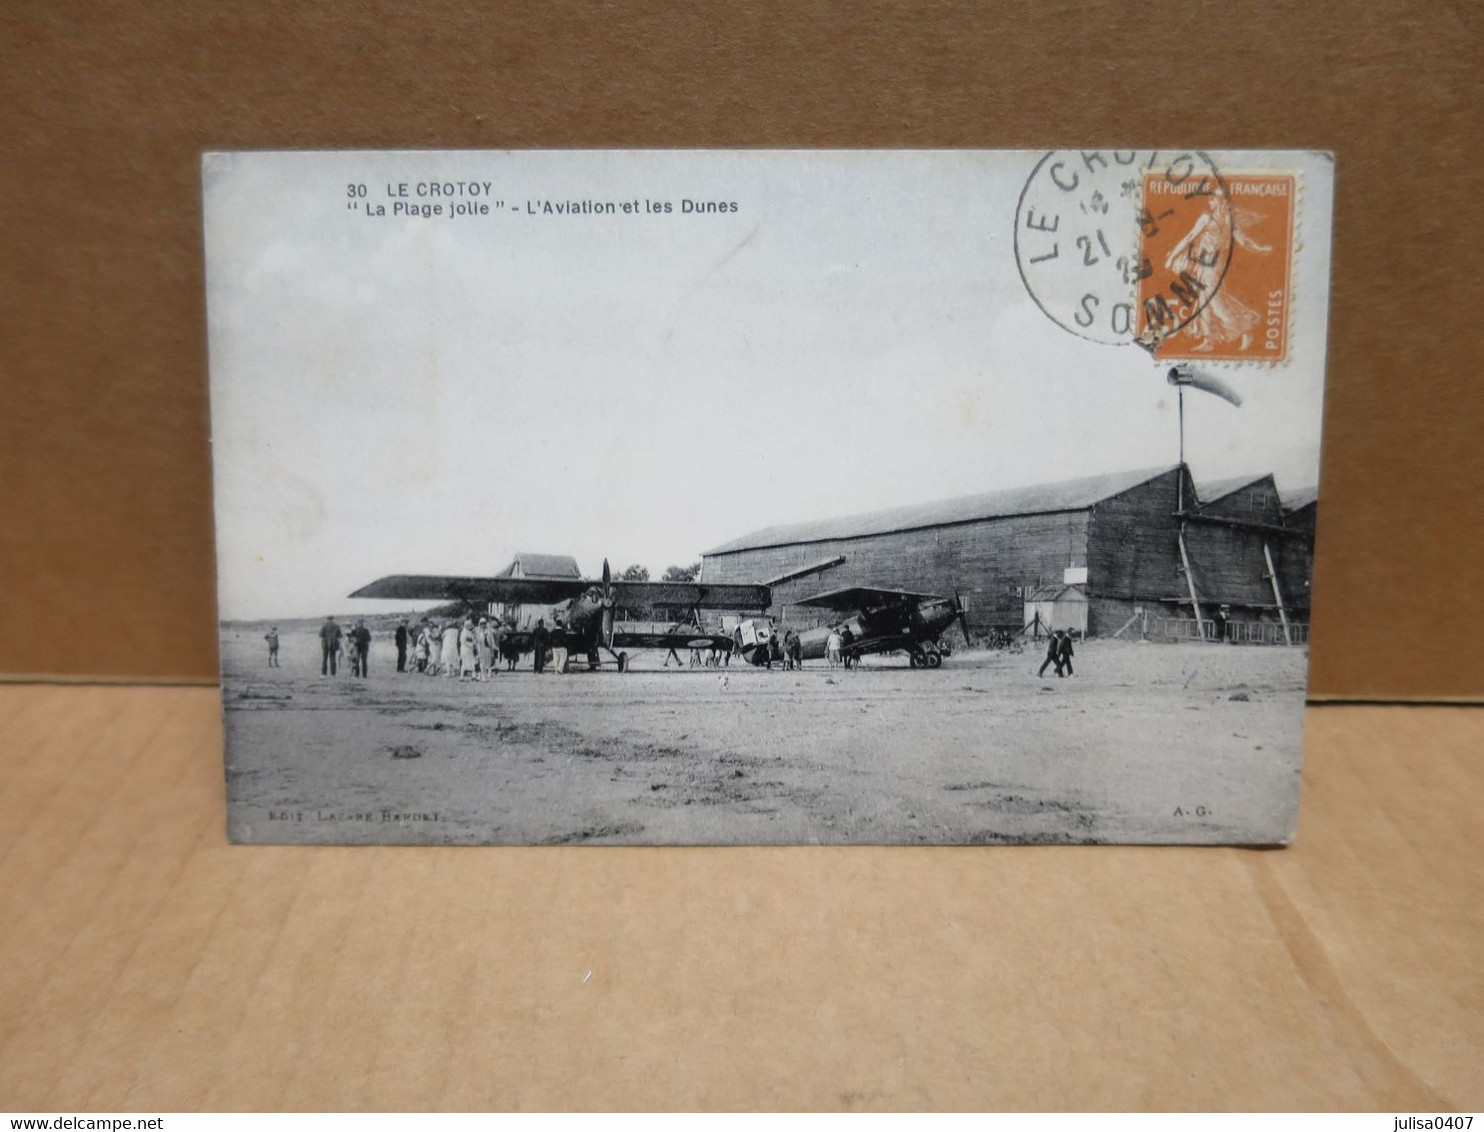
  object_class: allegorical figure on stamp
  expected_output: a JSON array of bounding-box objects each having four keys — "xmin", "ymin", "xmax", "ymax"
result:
[{"xmin": 1165, "ymin": 193, "xmax": 1272, "ymax": 353}]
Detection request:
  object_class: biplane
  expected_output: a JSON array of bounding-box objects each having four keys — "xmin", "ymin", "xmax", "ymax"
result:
[{"xmin": 349, "ymin": 560, "xmax": 768, "ymax": 672}]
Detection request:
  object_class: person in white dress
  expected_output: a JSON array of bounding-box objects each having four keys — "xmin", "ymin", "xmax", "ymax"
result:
[
  {"xmin": 441, "ymin": 622, "xmax": 461, "ymax": 678},
  {"xmin": 458, "ymin": 618, "xmax": 477, "ymax": 681},
  {"xmin": 476, "ymin": 617, "xmax": 495, "ymax": 680}
]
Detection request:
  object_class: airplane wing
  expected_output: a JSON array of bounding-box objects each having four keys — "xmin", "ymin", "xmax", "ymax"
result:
[
  {"xmin": 791, "ymin": 585, "xmax": 943, "ymax": 611},
  {"xmin": 609, "ymin": 581, "xmax": 771, "ymax": 610},
  {"xmin": 609, "ymin": 629, "xmax": 735, "ymax": 651},
  {"xmin": 349, "ymin": 574, "xmax": 591, "ymax": 605}
]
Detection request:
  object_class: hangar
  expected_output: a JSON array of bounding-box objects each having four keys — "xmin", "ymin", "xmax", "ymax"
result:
[{"xmin": 699, "ymin": 465, "xmax": 1317, "ymax": 642}]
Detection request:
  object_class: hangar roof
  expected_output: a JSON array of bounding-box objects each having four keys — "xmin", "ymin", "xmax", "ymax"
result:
[
  {"xmin": 1281, "ymin": 485, "xmax": 1318, "ymax": 512},
  {"xmin": 1196, "ymin": 473, "xmax": 1273, "ymax": 505},
  {"xmin": 702, "ymin": 465, "xmax": 1179, "ymax": 555}
]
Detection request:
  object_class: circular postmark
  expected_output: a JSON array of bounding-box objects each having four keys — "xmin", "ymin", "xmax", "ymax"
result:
[{"xmin": 1014, "ymin": 150, "xmax": 1235, "ymax": 350}]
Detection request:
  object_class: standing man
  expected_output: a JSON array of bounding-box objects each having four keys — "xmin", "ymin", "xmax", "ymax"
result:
[
  {"xmin": 1038, "ymin": 630, "xmax": 1063, "ymax": 678},
  {"xmin": 532, "ymin": 618, "xmax": 550, "ymax": 674},
  {"xmin": 786, "ymin": 629, "xmax": 802, "ymax": 671},
  {"xmin": 1057, "ymin": 629, "xmax": 1075, "ymax": 677},
  {"xmin": 839, "ymin": 625, "xmax": 856, "ymax": 670},
  {"xmin": 351, "ymin": 619, "xmax": 372, "ymax": 678},
  {"xmin": 319, "ymin": 616, "xmax": 342, "ymax": 677},
  {"xmin": 394, "ymin": 620, "xmax": 409, "ymax": 673},
  {"xmin": 826, "ymin": 626, "xmax": 843, "ymax": 668},
  {"xmin": 264, "ymin": 626, "xmax": 280, "ymax": 668}
]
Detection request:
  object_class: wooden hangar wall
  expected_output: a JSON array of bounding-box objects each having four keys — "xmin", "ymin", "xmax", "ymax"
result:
[
  {"xmin": 704, "ymin": 510, "xmax": 1095, "ymax": 638},
  {"xmin": 700, "ymin": 467, "xmax": 1317, "ymax": 640}
]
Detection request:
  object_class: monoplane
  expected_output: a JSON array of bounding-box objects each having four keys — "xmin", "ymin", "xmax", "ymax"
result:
[{"xmin": 742, "ymin": 586, "xmax": 968, "ymax": 669}]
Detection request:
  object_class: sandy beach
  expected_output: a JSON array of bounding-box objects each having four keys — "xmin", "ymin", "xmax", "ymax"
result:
[{"xmin": 220, "ymin": 623, "xmax": 1308, "ymax": 846}]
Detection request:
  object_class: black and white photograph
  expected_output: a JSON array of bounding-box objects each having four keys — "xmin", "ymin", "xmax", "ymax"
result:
[{"xmin": 205, "ymin": 149, "xmax": 1334, "ymax": 846}]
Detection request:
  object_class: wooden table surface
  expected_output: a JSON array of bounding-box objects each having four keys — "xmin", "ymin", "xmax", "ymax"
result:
[{"xmin": 0, "ymin": 686, "xmax": 1479, "ymax": 1112}]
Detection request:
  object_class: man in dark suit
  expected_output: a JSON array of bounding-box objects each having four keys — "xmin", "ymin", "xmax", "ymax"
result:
[
  {"xmin": 532, "ymin": 619, "xmax": 549, "ymax": 674},
  {"xmin": 319, "ymin": 616, "xmax": 342, "ymax": 677},
  {"xmin": 394, "ymin": 620, "xmax": 409, "ymax": 673},
  {"xmin": 1057, "ymin": 630, "xmax": 1075, "ymax": 677},
  {"xmin": 1038, "ymin": 630, "xmax": 1063, "ymax": 678},
  {"xmin": 348, "ymin": 614, "xmax": 369, "ymax": 676}
]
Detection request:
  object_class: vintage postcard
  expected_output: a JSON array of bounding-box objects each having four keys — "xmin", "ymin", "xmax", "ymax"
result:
[{"xmin": 204, "ymin": 149, "xmax": 1333, "ymax": 845}]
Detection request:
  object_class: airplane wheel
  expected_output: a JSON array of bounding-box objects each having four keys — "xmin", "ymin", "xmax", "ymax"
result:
[
  {"xmin": 926, "ymin": 650, "xmax": 943, "ymax": 669},
  {"xmin": 908, "ymin": 650, "xmax": 923, "ymax": 669},
  {"xmin": 617, "ymin": 652, "xmax": 630, "ymax": 673}
]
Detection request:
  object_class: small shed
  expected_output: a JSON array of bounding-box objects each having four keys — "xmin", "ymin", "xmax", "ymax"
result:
[
  {"xmin": 492, "ymin": 552, "xmax": 583, "ymax": 627},
  {"xmin": 1023, "ymin": 584, "xmax": 1089, "ymax": 636}
]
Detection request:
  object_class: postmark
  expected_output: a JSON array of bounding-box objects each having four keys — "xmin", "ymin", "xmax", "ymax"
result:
[
  {"xmin": 1140, "ymin": 172, "xmax": 1298, "ymax": 362},
  {"xmin": 1015, "ymin": 150, "xmax": 1234, "ymax": 349}
]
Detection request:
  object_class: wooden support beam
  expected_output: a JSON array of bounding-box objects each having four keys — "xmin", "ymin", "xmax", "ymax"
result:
[
  {"xmin": 1177, "ymin": 526, "xmax": 1209, "ymax": 641},
  {"xmin": 1263, "ymin": 539, "xmax": 1294, "ymax": 646}
]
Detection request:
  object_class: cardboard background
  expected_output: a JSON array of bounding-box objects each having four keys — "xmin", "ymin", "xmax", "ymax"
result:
[
  {"xmin": 3, "ymin": 687, "xmax": 1480, "ymax": 1110},
  {"xmin": 1, "ymin": 1, "xmax": 1480, "ymax": 699}
]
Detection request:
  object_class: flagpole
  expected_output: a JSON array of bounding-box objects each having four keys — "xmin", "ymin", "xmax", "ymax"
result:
[{"xmin": 1177, "ymin": 384, "xmax": 1185, "ymax": 511}]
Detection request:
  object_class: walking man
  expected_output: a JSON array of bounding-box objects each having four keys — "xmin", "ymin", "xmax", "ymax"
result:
[
  {"xmin": 319, "ymin": 615, "xmax": 342, "ymax": 677},
  {"xmin": 264, "ymin": 626, "xmax": 280, "ymax": 668},
  {"xmin": 1038, "ymin": 630, "xmax": 1063, "ymax": 678},
  {"xmin": 1057, "ymin": 629, "xmax": 1075, "ymax": 677}
]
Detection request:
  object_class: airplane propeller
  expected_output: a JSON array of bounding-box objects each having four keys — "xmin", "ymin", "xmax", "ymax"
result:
[{"xmin": 600, "ymin": 558, "xmax": 616, "ymax": 650}]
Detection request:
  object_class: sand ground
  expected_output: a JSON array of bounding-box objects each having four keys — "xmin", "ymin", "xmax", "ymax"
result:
[{"xmin": 220, "ymin": 624, "xmax": 1308, "ymax": 845}]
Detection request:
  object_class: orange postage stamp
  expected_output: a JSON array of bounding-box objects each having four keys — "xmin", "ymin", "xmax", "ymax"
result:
[{"xmin": 1139, "ymin": 172, "xmax": 1297, "ymax": 362}]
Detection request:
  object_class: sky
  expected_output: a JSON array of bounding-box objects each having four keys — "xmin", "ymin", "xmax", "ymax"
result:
[{"xmin": 204, "ymin": 150, "xmax": 1333, "ymax": 620}]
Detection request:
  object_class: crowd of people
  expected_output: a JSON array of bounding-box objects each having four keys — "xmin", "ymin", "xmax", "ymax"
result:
[
  {"xmin": 296, "ymin": 614, "xmax": 526, "ymax": 681},
  {"xmin": 824, "ymin": 625, "xmax": 858, "ymax": 669},
  {"xmin": 272, "ymin": 615, "xmax": 1082, "ymax": 678},
  {"xmin": 744, "ymin": 627, "xmax": 807, "ymax": 670}
]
